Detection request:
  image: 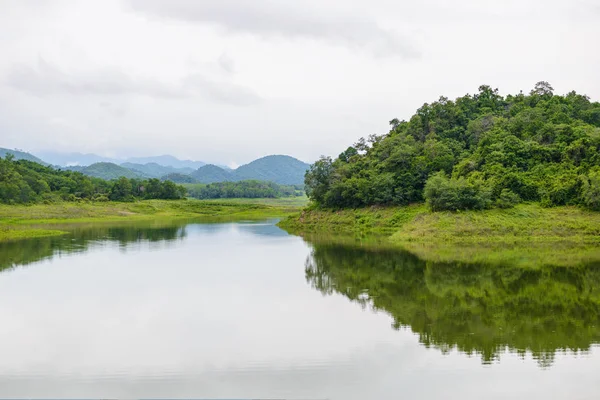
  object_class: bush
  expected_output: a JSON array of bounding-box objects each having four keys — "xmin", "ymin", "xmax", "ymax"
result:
[
  {"xmin": 424, "ymin": 172, "xmax": 492, "ymax": 211},
  {"xmin": 495, "ymin": 189, "xmax": 521, "ymax": 208},
  {"xmin": 581, "ymin": 168, "xmax": 600, "ymax": 210},
  {"xmin": 92, "ymin": 194, "xmax": 110, "ymax": 202}
]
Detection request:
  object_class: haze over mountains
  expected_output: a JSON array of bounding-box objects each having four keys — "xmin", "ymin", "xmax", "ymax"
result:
[
  {"xmin": 0, "ymin": 148, "xmax": 310, "ymax": 185},
  {"xmin": 36, "ymin": 151, "xmax": 208, "ymax": 170}
]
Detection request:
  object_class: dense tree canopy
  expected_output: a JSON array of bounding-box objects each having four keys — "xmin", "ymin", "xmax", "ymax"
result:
[
  {"xmin": 305, "ymin": 83, "xmax": 600, "ymax": 210},
  {"xmin": 0, "ymin": 155, "xmax": 186, "ymax": 203},
  {"xmin": 186, "ymin": 180, "xmax": 302, "ymax": 199}
]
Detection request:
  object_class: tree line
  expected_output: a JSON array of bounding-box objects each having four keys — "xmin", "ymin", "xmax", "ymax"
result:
[
  {"xmin": 185, "ymin": 180, "xmax": 303, "ymax": 199},
  {"xmin": 0, "ymin": 155, "xmax": 186, "ymax": 203},
  {"xmin": 305, "ymin": 82, "xmax": 600, "ymax": 211}
]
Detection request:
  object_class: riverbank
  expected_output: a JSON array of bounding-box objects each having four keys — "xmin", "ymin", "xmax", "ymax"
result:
[
  {"xmin": 0, "ymin": 199, "xmax": 301, "ymax": 242},
  {"xmin": 278, "ymin": 203, "xmax": 600, "ymax": 267}
]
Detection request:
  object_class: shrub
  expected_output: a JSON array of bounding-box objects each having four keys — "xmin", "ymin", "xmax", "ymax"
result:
[
  {"xmin": 424, "ymin": 172, "xmax": 492, "ymax": 211},
  {"xmin": 495, "ymin": 189, "xmax": 521, "ymax": 208},
  {"xmin": 581, "ymin": 168, "xmax": 600, "ymax": 210}
]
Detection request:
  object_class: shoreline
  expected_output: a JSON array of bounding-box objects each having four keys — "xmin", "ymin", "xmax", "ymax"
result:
[
  {"xmin": 0, "ymin": 199, "xmax": 301, "ymax": 242},
  {"xmin": 277, "ymin": 203, "xmax": 600, "ymax": 267}
]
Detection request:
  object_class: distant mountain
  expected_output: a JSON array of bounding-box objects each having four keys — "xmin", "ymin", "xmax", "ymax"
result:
[
  {"xmin": 120, "ymin": 162, "xmax": 195, "ymax": 178},
  {"xmin": 191, "ymin": 164, "xmax": 234, "ymax": 184},
  {"xmin": 191, "ymin": 155, "xmax": 309, "ymax": 185},
  {"xmin": 234, "ymin": 155, "xmax": 309, "ymax": 185},
  {"xmin": 3, "ymin": 147, "xmax": 309, "ymax": 185},
  {"xmin": 124, "ymin": 155, "xmax": 205, "ymax": 170},
  {"xmin": 68, "ymin": 162, "xmax": 147, "ymax": 180},
  {"xmin": 0, "ymin": 148, "xmax": 48, "ymax": 165},
  {"xmin": 37, "ymin": 151, "xmax": 117, "ymax": 166},
  {"xmin": 35, "ymin": 152, "xmax": 208, "ymax": 170}
]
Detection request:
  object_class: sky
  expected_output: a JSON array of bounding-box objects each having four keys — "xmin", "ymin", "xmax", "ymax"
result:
[{"xmin": 0, "ymin": 0, "xmax": 599, "ymax": 166}]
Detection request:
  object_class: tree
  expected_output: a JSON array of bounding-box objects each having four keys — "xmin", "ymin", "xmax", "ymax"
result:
[
  {"xmin": 531, "ymin": 81, "xmax": 554, "ymax": 97},
  {"xmin": 582, "ymin": 168, "xmax": 600, "ymax": 210},
  {"xmin": 304, "ymin": 156, "xmax": 334, "ymax": 205},
  {"xmin": 109, "ymin": 177, "xmax": 133, "ymax": 201}
]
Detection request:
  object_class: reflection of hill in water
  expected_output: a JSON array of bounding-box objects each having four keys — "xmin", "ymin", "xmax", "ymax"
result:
[
  {"xmin": 0, "ymin": 220, "xmax": 291, "ymax": 273},
  {"xmin": 0, "ymin": 223, "xmax": 188, "ymax": 272},
  {"xmin": 304, "ymin": 242, "xmax": 600, "ymax": 367}
]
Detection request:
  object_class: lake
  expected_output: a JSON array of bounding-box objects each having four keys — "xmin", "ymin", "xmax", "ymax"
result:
[{"xmin": 1, "ymin": 220, "xmax": 599, "ymax": 399}]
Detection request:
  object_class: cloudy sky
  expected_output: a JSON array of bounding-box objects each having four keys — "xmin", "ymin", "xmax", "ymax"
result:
[{"xmin": 0, "ymin": 0, "xmax": 598, "ymax": 166}]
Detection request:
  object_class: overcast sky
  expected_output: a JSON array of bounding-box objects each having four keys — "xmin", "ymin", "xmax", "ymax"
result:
[{"xmin": 0, "ymin": 0, "xmax": 598, "ymax": 166}]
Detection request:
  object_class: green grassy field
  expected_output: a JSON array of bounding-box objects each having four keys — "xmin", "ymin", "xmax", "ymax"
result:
[{"xmin": 0, "ymin": 198, "xmax": 303, "ymax": 242}]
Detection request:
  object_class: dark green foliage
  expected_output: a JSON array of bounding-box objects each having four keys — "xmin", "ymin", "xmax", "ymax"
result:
[
  {"xmin": 161, "ymin": 173, "xmax": 197, "ymax": 184},
  {"xmin": 186, "ymin": 180, "xmax": 302, "ymax": 199},
  {"xmin": 495, "ymin": 189, "xmax": 521, "ymax": 209},
  {"xmin": 424, "ymin": 172, "xmax": 491, "ymax": 211},
  {"xmin": 304, "ymin": 157, "xmax": 334, "ymax": 205},
  {"xmin": 108, "ymin": 177, "xmax": 134, "ymax": 201},
  {"xmin": 582, "ymin": 167, "xmax": 600, "ymax": 211},
  {"xmin": 305, "ymin": 83, "xmax": 600, "ymax": 210},
  {"xmin": 0, "ymin": 156, "xmax": 186, "ymax": 203}
]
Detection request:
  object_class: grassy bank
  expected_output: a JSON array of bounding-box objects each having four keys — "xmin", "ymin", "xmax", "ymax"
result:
[
  {"xmin": 279, "ymin": 203, "xmax": 600, "ymax": 267},
  {"xmin": 0, "ymin": 199, "xmax": 301, "ymax": 242}
]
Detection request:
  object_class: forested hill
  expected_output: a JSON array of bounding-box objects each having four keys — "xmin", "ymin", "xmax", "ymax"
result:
[
  {"xmin": 0, "ymin": 148, "xmax": 47, "ymax": 165},
  {"xmin": 235, "ymin": 155, "xmax": 310, "ymax": 185},
  {"xmin": 121, "ymin": 162, "xmax": 195, "ymax": 178},
  {"xmin": 305, "ymin": 82, "xmax": 600, "ymax": 211},
  {"xmin": 0, "ymin": 156, "xmax": 186, "ymax": 203},
  {"xmin": 191, "ymin": 164, "xmax": 234, "ymax": 183},
  {"xmin": 68, "ymin": 162, "xmax": 147, "ymax": 180},
  {"xmin": 190, "ymin": 155, "xmax": 310, "ymax": 185}
]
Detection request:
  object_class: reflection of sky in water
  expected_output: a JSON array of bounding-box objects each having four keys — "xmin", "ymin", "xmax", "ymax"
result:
[{"xmin": 0, "ymin": 221, "xmax": 598, "ymax": 399}]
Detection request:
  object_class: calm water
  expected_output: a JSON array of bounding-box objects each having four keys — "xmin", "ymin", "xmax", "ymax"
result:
[{"xmin": 1, "ymin": 220, "xmax": 600, "ymax": 399}]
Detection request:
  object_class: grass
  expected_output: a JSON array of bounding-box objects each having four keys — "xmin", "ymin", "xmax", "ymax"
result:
[
  {"xmin": 278, "ymin": 203, "xmax": 427, "ymax": 234},
  {"xmin": 278, "ymin": 203, "xmax": 600, "ymax": 267},
  {"xmin": 0, "ymin": 198, "xmax": 302, "ymax": 242}
]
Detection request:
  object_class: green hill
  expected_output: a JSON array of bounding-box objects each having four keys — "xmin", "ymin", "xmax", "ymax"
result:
[
  {"xmin": 234, "ymin": 155, "xmax": 309, "ymax": 185},
  {"xmin": 0, "ymin": 158, "xmax": 186, "ymax": 204},
  {"xmin": 190, "ymin": 155, "xmax": 309, "ymax": 185},
  {"xmin": 125, "ymin": 155, "xmax": 205, "ymax": 170},
  {"xmin": 191, "ymin": 164, "xmax": 234, "ymax": 183},
  {"xmin": 70, "ymin": 162, "xmax": 147, "ymax": 180},
  {"xmin": 305, "ymin": 82, "xmax": 600, "ymax": 210},
  {"xmin": 0, "ymin": 148, "xmax": 48, "ymax": 165},
  {"xmin": 120, "ymin": 162, "xmax": 194, "ymax": 178}
]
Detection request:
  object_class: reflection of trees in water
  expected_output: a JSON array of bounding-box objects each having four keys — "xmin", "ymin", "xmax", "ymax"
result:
[
  {"xmin": 0, "ymin": 223, "xmax": 187, "ymax": 272},
  {"xmin": 305, "ymin": 243, "xmax": 600, "ymax": 367}
]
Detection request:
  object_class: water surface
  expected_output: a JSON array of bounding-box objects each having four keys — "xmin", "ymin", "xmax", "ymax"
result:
[{"xmin": 1, "ymin": 220, "xmax": 599, "ymax": 399}]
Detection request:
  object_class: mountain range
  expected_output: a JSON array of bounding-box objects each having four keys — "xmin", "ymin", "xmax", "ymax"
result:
[
  {"xmin": 192, "ymin": 155, "xmax": 309, "ymax": 185},
  {"xmin": 35, "ymin": 151, "xmax": 209, "ymax": 169},
  {"xmin": 0, "ymin": 148, "xmax": 310, "ymax": 185}
]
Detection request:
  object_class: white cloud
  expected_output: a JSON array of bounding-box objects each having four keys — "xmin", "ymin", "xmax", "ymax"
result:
[
  {"xmin": 125, "ymin": 0, "xmax": 420, "ymax": 58},
  {"xmin": 0, "ymin": 0, "xmax": 598, "ymax": 164}
]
